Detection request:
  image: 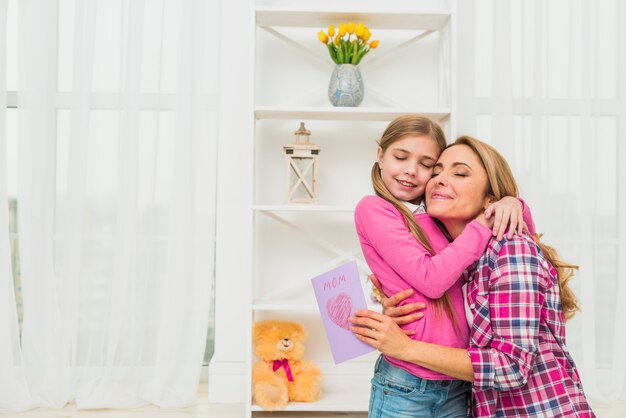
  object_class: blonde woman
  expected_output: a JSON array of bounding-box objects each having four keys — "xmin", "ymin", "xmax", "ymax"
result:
[{"xmin": 351, "ymin": 136, "xmax": 594, "ymax": 417}]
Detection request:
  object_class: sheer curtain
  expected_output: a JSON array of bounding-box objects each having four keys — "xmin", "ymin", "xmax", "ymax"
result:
[
  {"xmin": 456, "ymin": 0, "xmax": 626, "ymax": 409},
  {"xmin": 0, "ymin": 0, "xmax": 217, "ymax": 412}
]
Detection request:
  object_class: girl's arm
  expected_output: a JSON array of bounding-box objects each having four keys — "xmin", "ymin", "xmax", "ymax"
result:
[
  {"xmin": 356, "ymin": 196, "xmax": 528, "ymax": 299},
  {"xmin": 520, "ymin": 198, "xmax": 537, "ymax": 234},
  {"xmin": 356, "ymin": 196, "xmax": 492, "ymax": 299},
  {"xmin": 364, "ymin": 198, "xmax": 533, "ymax": 321}
]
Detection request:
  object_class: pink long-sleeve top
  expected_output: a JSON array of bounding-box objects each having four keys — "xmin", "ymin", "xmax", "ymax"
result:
[{"xmin": 355, "ymin": 195, "xmax": 493, "ymax": 379}]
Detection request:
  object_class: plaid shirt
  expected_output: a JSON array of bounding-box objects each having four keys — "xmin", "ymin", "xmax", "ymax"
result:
[{"xmin": 464, "ymin": 234, "xmax": 595, "ymax": 417}]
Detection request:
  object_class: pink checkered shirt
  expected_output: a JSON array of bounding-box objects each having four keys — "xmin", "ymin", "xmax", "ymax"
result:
[{"xmin": 464, "ymin": 234, "xmax": 595, "ymax": 417}]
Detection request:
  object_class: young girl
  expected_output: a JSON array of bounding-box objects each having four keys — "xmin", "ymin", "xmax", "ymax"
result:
[
  {"xmin": 354, "ymin": 115, "xmax": 532, "ymax": 417},
  {"xmin": 351, "ymin": 136, "xmax": 594, "ymax": 417}
]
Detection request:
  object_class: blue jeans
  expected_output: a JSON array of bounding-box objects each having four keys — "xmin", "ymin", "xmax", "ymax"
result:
[{"xmin": 368, "ymin": 355, "xmax": 470, "ymax": 418}]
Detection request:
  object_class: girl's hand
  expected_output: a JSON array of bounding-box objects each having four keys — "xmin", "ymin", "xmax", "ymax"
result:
[
  {"xmin": 370, "ymin": 275, "xmax": 425, "ymax": 327},
  {"xmin": 483, "ymin": 196, "xmax": 528, "ymax": 240},
  {"xmin": 349, "ymin": 310, "xmax": 413, "ymax": 359}
]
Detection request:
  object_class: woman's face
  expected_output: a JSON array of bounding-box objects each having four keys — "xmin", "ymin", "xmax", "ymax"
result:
[
  {"xmin": 426, "ymin": 144, "xmax": 492, "ymax": 228},
  {"xmin": 377, "ymin": 135, "xmax": 440, "ymax": 205}
]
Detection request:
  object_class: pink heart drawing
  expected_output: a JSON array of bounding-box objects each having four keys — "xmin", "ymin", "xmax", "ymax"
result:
[{"xmin": 327, "ymin": 293, "xmax": 352, "ymax": 330}]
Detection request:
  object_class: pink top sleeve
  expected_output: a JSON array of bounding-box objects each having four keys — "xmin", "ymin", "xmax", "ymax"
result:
[
  {"xmin": 355, "ymin": 196, "xmax": 492, "ymax": 299},
  {"xmin": 519, "ymin": 198, "xmax": 536, "ymax": 234}
]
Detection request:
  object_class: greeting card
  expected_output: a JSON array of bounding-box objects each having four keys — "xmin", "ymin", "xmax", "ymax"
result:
[{"xmin": 311, "ymin": 260, "xmax": 376, "ymax": 364}]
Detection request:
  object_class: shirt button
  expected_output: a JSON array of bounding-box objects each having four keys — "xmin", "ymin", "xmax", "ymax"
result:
[{"xmin": 470, "ymin": 303, "xmax": 475, "ymax": 309}]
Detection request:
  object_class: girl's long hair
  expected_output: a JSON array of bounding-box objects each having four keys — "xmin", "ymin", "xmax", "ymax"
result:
[
  {"xmin": 453, "ymin": 136, "xmax": 580, "ymax": 320},
  {"xmin": 372, "ymin": 115, "xmax": 461, "ymax": 329}
]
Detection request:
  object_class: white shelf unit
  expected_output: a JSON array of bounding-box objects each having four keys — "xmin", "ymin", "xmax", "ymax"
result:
[
  {"xmin": 255, "ymin": 105, "xmax": 450, "ymax": 122},
  {"xmin": 248, "ymin": 1, "xmax": 455, "ymax": 416}
]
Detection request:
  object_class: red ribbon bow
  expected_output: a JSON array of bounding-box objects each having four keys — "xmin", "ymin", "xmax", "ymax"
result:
[{"xmin": 272, "ymin": 358, "xmax": 294, "ymax": 382}]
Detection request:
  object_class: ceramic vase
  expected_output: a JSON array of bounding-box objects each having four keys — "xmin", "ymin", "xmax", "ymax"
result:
[{"xmin": 327, "ymin": 64, "xmax": 364, "ymax": 107}]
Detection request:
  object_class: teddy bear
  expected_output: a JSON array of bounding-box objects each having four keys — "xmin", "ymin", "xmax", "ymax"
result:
[{"xmin": 252, "ymin": 320, "xmax": 321, "ymax": 409}]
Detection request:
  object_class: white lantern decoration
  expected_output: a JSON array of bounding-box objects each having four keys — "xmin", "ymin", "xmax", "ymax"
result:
[{"xmin": 283, "ymin": 122, "xmax": 320, "ymax": 204}]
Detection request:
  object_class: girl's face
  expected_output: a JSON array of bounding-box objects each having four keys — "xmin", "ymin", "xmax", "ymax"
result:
[
  {"xmin": 426, "ymin": 144, "xmax": 492, "ymax": 230},
  {"xmin": 377, "ymin": 135, "xmax": 440, "ymax": 204}
]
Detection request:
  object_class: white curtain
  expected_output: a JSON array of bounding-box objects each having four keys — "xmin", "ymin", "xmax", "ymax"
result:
[
  {"xmin": 456, "ymin": 0, "xmax": 626, "ymax": 409},
  {"xmin": 0, "ymin": 0, "xmax": 218, "ymax": 412}
]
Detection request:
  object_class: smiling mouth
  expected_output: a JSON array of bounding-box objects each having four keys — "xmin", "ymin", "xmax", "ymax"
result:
[
  {"xmin": 396, "ymin": 179, "xmax": 416, "ymax": 188},
  {"xmin": 430, "ymin": 192, "xmax": 452, "ymax": 199}
]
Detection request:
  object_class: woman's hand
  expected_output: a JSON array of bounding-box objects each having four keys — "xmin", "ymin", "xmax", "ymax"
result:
[
  {"xmin": 349, "ymin": 309, "xmax": 414, "ymax": 359},
  {"xmin": 370, "ymin": 275, "xmax": 425, "ymax": 326},
  {"xmin": 482, "ymin": 196, "xmax": 528, "ymax": 240}
]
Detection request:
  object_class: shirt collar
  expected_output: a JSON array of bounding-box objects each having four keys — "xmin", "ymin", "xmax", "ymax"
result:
[{"xmin": 401, "ymin": 200, "xmax": 426, "ymax": 214}]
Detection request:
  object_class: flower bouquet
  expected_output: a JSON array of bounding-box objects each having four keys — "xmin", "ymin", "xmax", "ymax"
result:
[
  {"xmin": 317, "ymin": 22, "xmax": 379, "ymax": 65},
  {"xmin": 317, "ymin": 22, "xmax": 379, "ymax": 106}
]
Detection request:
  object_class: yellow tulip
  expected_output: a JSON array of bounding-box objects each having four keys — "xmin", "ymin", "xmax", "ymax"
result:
[
  {"xmin": 318, "ymin": 31, "xmax": 328, "ymax": 43},
  {"xmin": 338, "ymin": 22, "xmax": 347, "ymax": 37},
  {"xmin": 347, "ymin": 21, "xmax": 355, "ymax": 35},
  {"xmin": 370, "ymin": 40, "xmax": 380, "ymax": 49},
  {"xmin": 356, "ymin": 23, "xmax": 365, "ymax": 38},
  {"xmin": 363, "ymin": 29, "xmax": 372, "ymax": 42},
  {"xmin": 334, "ymin": 35, "xmax": 340, "ymax": 45},
  {"xmin": 328, "ymin": 24, "xmax": 335, "ymax": 37}
]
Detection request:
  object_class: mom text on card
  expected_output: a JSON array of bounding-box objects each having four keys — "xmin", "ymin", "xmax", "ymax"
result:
[{"xmin": 323, "ymin": 274, "xmax": 347, "ymax": 291}]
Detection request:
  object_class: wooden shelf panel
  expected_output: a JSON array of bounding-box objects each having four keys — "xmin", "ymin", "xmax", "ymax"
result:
[
  {"xmin": 253, "ymin": 301, "xmax": 379, "ymax": 311},
  {"xmin": 251, "ymin": 389, "xmax": 369, "ymax": 412},
  {"xmin": 256, "ymin": 2, "xmax": 451, "ymax": 30},
  {"xmin": 254, "ymin": 204, "xmax": 355, "ymax": 212},
  {"xmin": 255, "ymin": 106, "xmax": 451, "ymax": 122},
  {"xmin": 253, "ymin": 303, "xmax": 318, "ymax": 311}
]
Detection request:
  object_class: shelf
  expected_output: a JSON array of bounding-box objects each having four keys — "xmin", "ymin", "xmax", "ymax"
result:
[
  {"xmin": 255, "ymin": 106, "xmax": 451, "ymax": 122},
  {"xmin": 254, "ymin": 204, "xmax": 355, "ymax": 212},
  {"xmin": 251, "ymin": 389, "xmax": 369, "ymax": 412},
  {"xmin": 253, "ymin": 302, "xmax": 319, "ymax": 311},
  {"xmin": 253, "ymin": 301, "xmax": 380, "ymax": 311},
  {"xmin": 256, "ymin": 1, "xmax": 451, "ymax": 31}
]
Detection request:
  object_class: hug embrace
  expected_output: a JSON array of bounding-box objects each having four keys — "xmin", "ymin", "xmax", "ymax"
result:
[{"xmin": 350, "ymin": 115, "xmax": 594, "ymax": 417}]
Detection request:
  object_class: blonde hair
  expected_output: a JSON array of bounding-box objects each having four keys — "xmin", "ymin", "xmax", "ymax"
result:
[
  {"xmin": 372, "ymin": 115, "xmax": 460, "ymax": 329},
  {"xmin": 453, "ymin": 136, "xmax": 580, "ymax": 320}
]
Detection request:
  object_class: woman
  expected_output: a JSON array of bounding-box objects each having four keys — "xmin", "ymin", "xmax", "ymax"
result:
[{"xmin": 350, "ymin": 136, "xmax": 595, "ymax": 417}]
